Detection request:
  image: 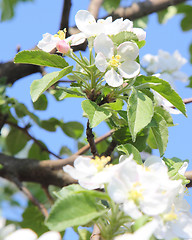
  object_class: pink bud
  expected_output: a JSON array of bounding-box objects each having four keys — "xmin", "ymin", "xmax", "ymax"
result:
[{"xmin": 56, "ymin": 40, "xmax": 70, "ymax": 54}]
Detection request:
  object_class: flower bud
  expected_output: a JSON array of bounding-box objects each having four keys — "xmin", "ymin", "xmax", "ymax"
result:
[{"xmin": 56, "ymin": 40, "xmax": 70, "ymax": 54}]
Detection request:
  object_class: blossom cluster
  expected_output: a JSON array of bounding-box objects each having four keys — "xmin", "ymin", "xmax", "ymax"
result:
[
  {"xmin": 63, "ymin": 155, "xmax": 192, "ymax": 240},
  {"xmin": 38, "ymin": 10, "xmax": 146, "ymax": 87},
  {"xmin": 141, "ymin": 50, "xmax": 188, "ymax": 86}
]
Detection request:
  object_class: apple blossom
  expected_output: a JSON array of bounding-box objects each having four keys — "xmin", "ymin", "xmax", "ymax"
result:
[
  {"xmin": 94, "ymin": 33, "xmax": 140, "ymax": 87},
  {"xmin": 0, "ymin": 217, "xmax": 15, "ymax": 240},
  {"xmin": 37, "ymin": 30, "xmax": 85, "ymax": 53},
  {"xmin": 63, "ymin": 155, "xmax": 114, "ymax": 190},
  {"xmin": 107, "ymin": 155, "xmax": 182, "ymax": 219},
  {"xmin": 75, "ymin": 10, "xmax": 146, "ymax": 40}
]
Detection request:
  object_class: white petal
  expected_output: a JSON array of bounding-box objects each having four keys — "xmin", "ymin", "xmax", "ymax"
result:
[
  {"xmin": 118, "ymin": 60, "xmax": 140, "ymax": 78},
  {"xmin": 94, "ymin": 33, "xmax": 114, "ymax": 59},
  {"xmin": 132, "ymin": 28, "xmax": 146, "ymax": 41},
  {"xmin": 37, "ymin": 33, "xmax": 59, "ymax": 52},
  {"xmin": 4, "ymin": 229, "xmax": 37, "ymax": 240},
  {"xmin": 117, "ymin": 42, "xmax": 139, "ymax": 61},
  {"xmin": 66, "ymin": 32, "xmax": 86, "ymax": 46},
  {"xmin": 123, "ymin": 201, "xmax": 142, "ymax": 219},
  {"xmin": 75, "ymin": 10, "xmax": 96, "ymax": 33},
  {"xmin": 38, "ymin": 231, "xmax": 61, "ymax": 240},
  {"xmin": 105, "ymin": 69, "xmax": 123, "ymax": 87},
  {"xmin": 95, "ymin": 52, "xmax": 107, "ymax": 72}
]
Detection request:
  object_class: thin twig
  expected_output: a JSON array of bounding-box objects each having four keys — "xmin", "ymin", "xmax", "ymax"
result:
[
  {"xmin": 14, "ymin": 179, "xmax": 48, "ymax": 217},
  {"xmin": 90, "ymin": 224, "xmax": 101, "ymax": 240},
  {"xmin": 102, "ymin": 139, "xmax": 117, "ymax": 157},
  {"xmin": 42, "ymin": 185, "xmax": 54, "ymax": 205},
  {"xmin": 6, "ymin": 121, "xmax": 61, "ymax": 159},
  {"xmin": 86, "ymin": 120, "xmax": 98, "ymax": 157}
]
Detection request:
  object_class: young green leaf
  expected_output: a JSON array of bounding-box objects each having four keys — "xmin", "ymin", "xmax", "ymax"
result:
[
  {"xmin": 14, "ymin": 50, "xmax": 69, "ymax": 68},
  {"xmin": 45, "ymin": 192, "xmax": 107, "ymax": 231},
  {"xmin": 127, "ymin": 88, "xmax": 154, "ymax": 141},
  {"xmin": 30, "ymin": 66, "xmax": 73, "ymax": 102},
  {"xmin": 81, "ymin": 100, "xmax": 112, "ymax": 128},
  {"xmin": 135, "ymin": 75, "xmax": 187, "ymax": 116},
  {"xmin": 61, "ymin": 121, "xmax": 84, "ymax": 139},
  {"xmin": 117, "ymin": 143, "xmax": 142, "ymax": 164},
  {"xmin": 150, "ymin": 113, "xmax": 168, "ymax": 156}
]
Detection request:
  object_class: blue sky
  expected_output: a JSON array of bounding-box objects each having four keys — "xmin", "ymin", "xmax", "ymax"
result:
[{"xmin": 1, "ymin": 0, "xmax": 192, "ymax": 238}]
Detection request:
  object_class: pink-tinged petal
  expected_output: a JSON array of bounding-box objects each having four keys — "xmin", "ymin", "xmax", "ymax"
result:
[
  {"xmin": 4, "ymin": 229, "xmax": 37, "ymax": 240},
  {"xmin": 75, "ymin": 10, "xmax": 96, "ymax": 33},
  {"xmin": 95, "ymin": 52, "xmax": 108, "ymax": 72},
  {"xmin": 118, "ymin": 60, "xmax": 140, "ymax": 79},
  {"xmin": 37, "ymin": 33, "xmax": 59, "ymax": 52},
  {"xmin": 117, "ymin": 41, "xmax": 139, "ymax": 61},
  {"xmin": 56, "ymin": 40, "xmax": 70, "ymax": 54},
  {"xmin": 38, "ymin": 231, "xmax": 61, "ymax": 240},
  {"xmin": 132, "ymin": 28, "xmax": 146, "ymax": 41},
  {"xmin": 94, "ymin": 33, "xmax": 114, "ymax": 59},
  {"xmin": 105, "ymin": 69, "xmax": 123, "ymax": 87}
]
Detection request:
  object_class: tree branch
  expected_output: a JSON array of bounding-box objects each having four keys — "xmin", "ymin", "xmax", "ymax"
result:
[
  {"xmin": 104, "ymin": 0, "xmax": 187, "ymax": 21},
  {"xmin": 86, "ymin": 120, "xmax": 98, "ymax": 157},
  {"xmin": 88, "ymin": 0, "xmax": 103, "ymax": 18},
  {"xmin": 60, "ymin": 0, "xmax": 72, "ymax": 33}
]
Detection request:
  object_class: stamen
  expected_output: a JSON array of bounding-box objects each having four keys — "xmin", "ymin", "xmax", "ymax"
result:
[
  {"xmin": 109, "ymin": 55, "xmax": 121, "ymax": 67},
  {"xmin": 90, "ymin": 156, "xmax": 111, "ymax": 171}
]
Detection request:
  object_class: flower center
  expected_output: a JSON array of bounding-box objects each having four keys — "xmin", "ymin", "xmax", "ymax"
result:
[
  {"xmin": 54, "ymin": 29, "xmax": 66, "ymax": 40},
  {"xmin": 128, "ymin": 182, "xmax": 143, "ymax": 202},
  {"xmin": 163, "ymin": 206, "xmax": 178, "ymax": 222},
  {"xmin": 109, "ymin": 55, "xmax": 121, "ymax": 68},
  {"xmin": 90, "ymin": 156, "xmax": 111, "ymax": 171}
]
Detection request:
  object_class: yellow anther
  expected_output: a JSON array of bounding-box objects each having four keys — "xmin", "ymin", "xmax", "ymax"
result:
[
  {"xmin": 163, "ymin": 205, "xmax": 178, "ymax": 222},
  {"xmin": 109, "ymin": 55, "xmax": 121, "ymax": 67},
  {"xmin": 128, "ymin": 182, "xmax": 143, "ymax": 202},
  {"xmin": 54, "ymin": 29, "xmax": 66, "ymax": 40},
  {"xmin": 90, "ymin": 156, "xmax": 111, "ymax": 171}
]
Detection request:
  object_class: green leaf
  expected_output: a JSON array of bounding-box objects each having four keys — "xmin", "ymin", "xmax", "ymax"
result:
[
  {"xmin": 190, "ymin": 43, "xmax": 192, "ymax": 64},
  {"xmin": 30, "ymin": 66, "xmax": 73, "ymax": 102},
  {"xmin": 78, "ymin": 229, "xmax": 92, "ymax": 240},
  {"xmin": 154, "ymin": 106, "xmax": 174, "ymax": 127},
  {"xmin": 127, "ymin": 88, "xmax": 154, "ymax": 141},
  {"xmin": 33, "ymin": 94, "xmax": 48, "ymax": 110},
  {"xmin": 133, "ymin": 16, "xmax": 148, "ymax": 28},
  {"xmin": 135, "ymin": 75, "xmax": 187, "ymax": 116},
  {"xmin": 132, "ymin": 215, "xmax": 150, "ymax": 231},
  {"xmin": 117, "ymin": 144, "xmax": 142, "ymax": 164},
  {"xmin": 158, "ymin": 6, "xmax": 177, "ymax": 24},
  {"xmin": 163, "ymin": 157, "xmax": 189, "ymax": 184},
  {"xmin": 20, "ymin": 206, "xmax": 49, "ymax": 236},
  {"xmin": 150, "ymin": 113, "xmax": 168, "ymax": 156},
  {"xmin": 110, "ymin": 31, "xmax": 138, "ymax": 46},
  {"xmin": 0, "ymin": 0, "xmax": 33, "ymax": 22},
  {"xmin": 113, "ymin": 127, "xmax": 148, "ymax": 152},
  {"xmin": 40, "ymin": 118, "xmax": 60, "ymax": 132},
  {"xmin": 28, "ymin": 141, "xmax": 49, "ymax": 160},
  {"xmin": 45, "ymin": 192, "xmax": 107, "ymax": 231},
  {"xmin": 61, "ymin": 121, "xmax": 84, "ymax": 139},
  {"xmin": 14, "ymin": 50, "xmax": 69, "ymax": 68},
  {"xmin": 59, "ymin": 146, "xmax": 72, "ymax": 156},
  {"xmin": 6, "ymin": 127, "xmax": 29, "ymax": 154},
  {"xmin": 102, "ymin": 0, "xmax": 120, "ymax": 13},
  {"xmin": 56, "ymin": 86, "xmax": 85, "ymax": 98},
  {"xmin": 81, "ymin": 100, "xmax": 112, "ymax": 128}
]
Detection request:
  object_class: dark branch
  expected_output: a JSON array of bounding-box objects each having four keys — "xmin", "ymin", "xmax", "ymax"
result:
[
  {"xmin": 102, "ymin": 139, "xmax": 117, "ymax": 157},
  {"xmin": 86, "ymin": 120, "xmax": 98, "ymax": 157},
  {"xmin": 60, "ymin": 0, "xmax": 72, "ymax": 33}
]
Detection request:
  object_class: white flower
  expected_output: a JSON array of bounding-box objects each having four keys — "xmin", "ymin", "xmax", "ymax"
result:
[
  {"xmin": 4, "ymin": 229, "xmax": 61, "ymax": 240},
  {"xmin": 37, "ymin": 30, "xmax": 85, "ymax": 53},
  {"xmin": 63, "ymin": 155, "xmax": 115, "ymax": 190},
  {"xmin": 75, "ymin": 10, "xmax": 146, "ymax": 40},
  {"xmin": 94, "ymin": 33, "xmax": 140, "ymax": 87},
  {"xmin": 141, "ymin": 50, "xmax": 188, "ymax": 84},
  {"xmin": 75, "ymin": 10, "xmax": 145, "ymax": 39},
  {"xmin": 107, "ymin": 155, "xmax": 182, "ymax": 219},
  {"xmin": 114, "ymin": 220, "xmax": 158, "ymax": 240},
  {"xmin": 154, "ymin": 199, "xmax": 192, "ymax": 240}
]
